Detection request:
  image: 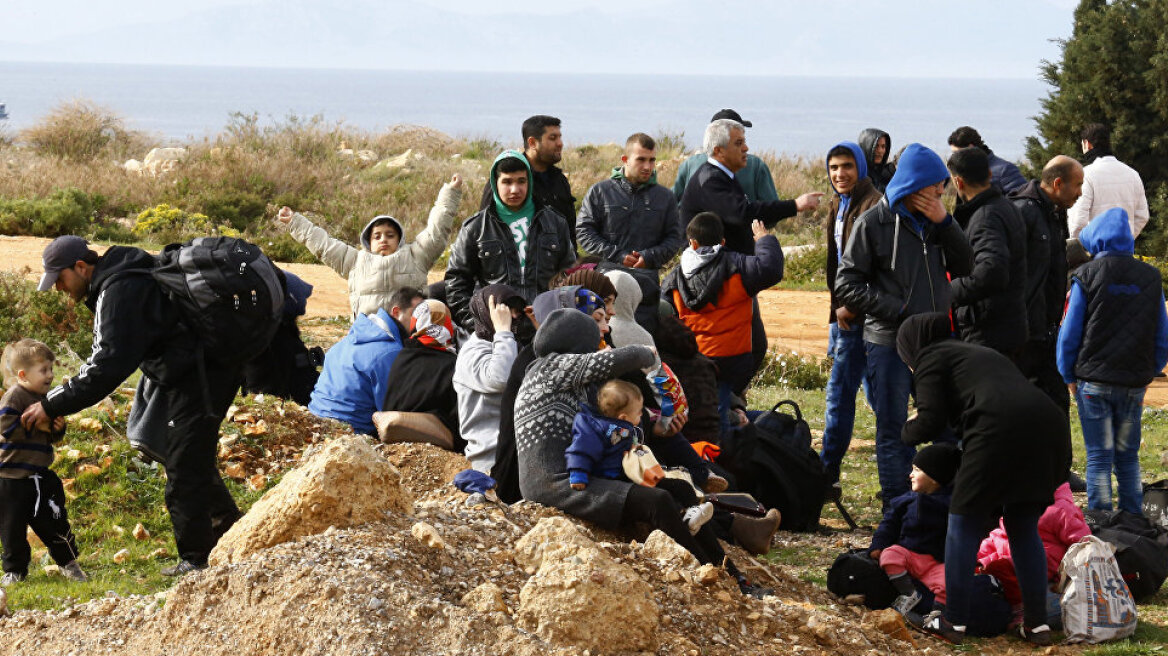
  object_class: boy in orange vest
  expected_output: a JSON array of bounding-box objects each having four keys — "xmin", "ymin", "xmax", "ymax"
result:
[{"xmin": 663, "ymin": 212, "xmax": 784, "ymax": 434}]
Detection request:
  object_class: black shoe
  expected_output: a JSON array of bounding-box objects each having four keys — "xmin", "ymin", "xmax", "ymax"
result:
[
  {"xmin": 913, "ymin": 610, "xmax": 965, "ymax": 645},
  {"xmin": 1019, "ymin": 624, "xmax": 1053, "ymax": 646},
  {"xmin": 735, "ymin": 574, "xmax": 774, "ymax": 599},
  {"xmin": 1067, "ymin": 470, "xmax": 1087, "ymax": 493},
  {"xmin": 161, "ymin": 560, "xmax": 207, "ymax": 577}
]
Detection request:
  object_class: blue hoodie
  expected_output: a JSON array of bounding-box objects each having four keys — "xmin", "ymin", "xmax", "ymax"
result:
[
  {"xmin": 308, "ymin": 308, "xmax": 404, "ymax": 434},
  {"xmin": 565, "ymin": 403, "xmax": 639, "ymax": 486},
  {"xmin": 884, "ymin": 143, "xmax": 952, "ymax": 233},
  {"xmin": 1058, "ymin": 207, "xmax": 1168, "ymax": 383},
  {"xmin": 827, "ymin": 141, "xmax": 869, "ymax": 257}
]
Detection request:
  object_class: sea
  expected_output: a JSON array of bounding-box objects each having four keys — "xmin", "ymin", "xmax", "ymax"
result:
[{"xmin": 0, "ymin": 61, "xmax": 1048, "ymax": 161}]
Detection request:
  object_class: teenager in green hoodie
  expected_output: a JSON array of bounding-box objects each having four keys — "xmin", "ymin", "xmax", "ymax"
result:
[{"xmin": 446, "ymin": 150, "xmax": 575, "ymax": 332}]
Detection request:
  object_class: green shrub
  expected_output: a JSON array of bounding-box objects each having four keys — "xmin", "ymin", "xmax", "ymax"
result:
[
  {"xmin": 0, "ymin": 272, "xmax": 93, "ymax": 359},
  {"xmin": 133, "ymin": 203, "xmax": 213, "ymax": 236},
  {"xmin": 19, "ymin": 100, "xmax": 146, "ymax": 161},
  {"xmin": 751, "ymin": 348, "xmax": 830, "ymax": 390},
  {"xmin": 195, "ymin": 187, "xmax": 269, "ymax": 232},
  {"xmin": 0, "ymin": 188, "xmax": 100, "ymax": 237},
  {"xmin": 260, "ymin": 232, "xmax": 318, "ymax": 264},
  {"xmin": 781, "ymin": 244, "xmax": 828, "ymax": 290}
]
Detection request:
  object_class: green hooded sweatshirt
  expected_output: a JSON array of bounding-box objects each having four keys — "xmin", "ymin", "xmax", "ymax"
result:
[
  {"xmin": 610, "ymin": 165, "xmax": 658, "ymax": 187},
  {"xmin": 490, "ymin": 150, "xmax": 536, "ymax": 271}
]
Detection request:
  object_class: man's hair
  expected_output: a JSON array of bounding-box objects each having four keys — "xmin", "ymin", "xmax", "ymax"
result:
[
  {"xmin": 496, "ymin": 156, "xmax": 528, "ymax": 176},
  {"xmin": 391, "ymin": 286, "xmax": 424, "ymax": 313},
  {"xmin": 597, "ymin": 379, "xmax": 642, "ymax": 419},
  {"xmin": 522, "ymin": 115, "xmax": 561, "ymax": 144},
  {"xmin": 1041, "ymin": 156, "xmax": 1081, "ymax": 187},
  {"xmin": 1080, "ymin": 123, "xmax": 1111, "ymax": 150},
  {"xmin": 947, "ymin": 126, "xmax": 988, "ymax": 152},
  {"xmin": 625, "ymin": 133, "xmax": 655, "ymax": 151},
  {"xmin": 827, "ymin": 145, "xmax": 855, "ymax": 163},
  {"xmin": 1, "ymin": 338, "xmax": 54, "ymax": 386},
  {"xmin": 686, "ymin": 212, "xmax": 724, "ymax": 246},
  {"xmin": 946, "ymin": 146, "xmax": 991, "ymax": 186},
  {"xmin": 703, "ymin": 119, "xmax": 743, "ymax": 156}
]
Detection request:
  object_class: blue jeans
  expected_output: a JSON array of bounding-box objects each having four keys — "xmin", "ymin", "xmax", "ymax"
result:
[
  {"xmin": 865, "ymin": 341, "xmax": 916, "ymax": 504},
  {"xmin": 821, "ymin": 323, "xmax": 869, "ymax": 482},
  {"xmin": 946, "ymin": 509, "xmax": 1048, "ymax": 630},
  {"xmin": 1075, "ymin": 381, "xmax": 1145, "ymax": 514}
]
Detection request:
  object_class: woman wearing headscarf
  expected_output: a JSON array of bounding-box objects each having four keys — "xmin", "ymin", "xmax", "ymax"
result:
[
  {"xmin": 453, "ymin": 284, "xmax": 535, "ymax": 474},
  {"xmin": 896, "ymin": 312, "xmax": 1069, "ymax": 646},
  {"xmin": 376, "ymin": 300, "xmax": 463, "ymax": 451}
]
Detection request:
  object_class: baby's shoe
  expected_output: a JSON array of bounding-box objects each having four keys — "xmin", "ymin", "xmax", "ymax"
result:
[{"xmin": 683, "ymin": 502, "xmax": 714, "ymax": 535}]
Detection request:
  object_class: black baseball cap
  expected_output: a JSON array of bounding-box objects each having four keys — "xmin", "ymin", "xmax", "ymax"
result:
[
  {"xmin": 711, "ymin": 109, "xmax": 752, "ymax": 128},
  {"xmin": 37, "ymin": 235, "xmax": 92, "ymax": 291}
]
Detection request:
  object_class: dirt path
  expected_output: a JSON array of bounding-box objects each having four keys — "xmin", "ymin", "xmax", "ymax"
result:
[{"xmin": 6, "ymin": 234, "xmax": 1167, "ymax": 407}]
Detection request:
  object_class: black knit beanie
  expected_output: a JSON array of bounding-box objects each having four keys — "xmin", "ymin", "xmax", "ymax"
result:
[{"xmin": 912, "ymin": 442, "xmax": 960, "ymax": 487}]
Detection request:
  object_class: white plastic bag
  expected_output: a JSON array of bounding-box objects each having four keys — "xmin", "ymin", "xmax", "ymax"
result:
[{"xmin": 1059, "ymin": 535, "xmax": 1138, "ymax": 643}]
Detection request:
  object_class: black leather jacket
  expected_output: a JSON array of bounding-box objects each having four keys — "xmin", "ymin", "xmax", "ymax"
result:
[{"xmin": 445, "ymin": 206, "xmax": 575, "ymax": 331}]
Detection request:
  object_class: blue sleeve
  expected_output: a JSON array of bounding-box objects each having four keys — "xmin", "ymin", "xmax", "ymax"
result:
[
  {"xmin": 738, "ymin": 235, "xmax": 785, "ymax": 296},
  {"xmin": 1154, "ymin": 290, "xmax": 1168, "ymax": 374},
  {"xmin": 869, "ymin": 495, "xmax": 908, "ymax": 551},
  {"xmin": 1057, "ymin": 279, "xmax": 1087, "ymax": 384},
  {"xmin": 565, "ymin": 413, "xmax": 602, "ymax": 483}
]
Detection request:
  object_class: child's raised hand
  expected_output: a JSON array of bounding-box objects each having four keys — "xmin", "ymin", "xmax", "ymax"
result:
[
  {"xmin": 571, "ymin": 483, "xmax": 587, "ymax": 491},
  {"xmin": 276, "ymin": 206, "xmax": 294, "ymax": 225},
  {"xmin": 450, "ymin": 173, "xmax": 463, "ymax": 189},
  {"xmin": 751, "ymin": 220, "xmax": 769, "ymax": 241},
  {"xmin": 488, "ymin": 295, "xmax": 512, "ymax": 334}
]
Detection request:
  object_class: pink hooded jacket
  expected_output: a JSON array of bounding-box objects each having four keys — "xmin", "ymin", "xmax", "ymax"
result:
[{"xmin": 977, "ymin": 482, "xmax": 1091, "ymax": 582}]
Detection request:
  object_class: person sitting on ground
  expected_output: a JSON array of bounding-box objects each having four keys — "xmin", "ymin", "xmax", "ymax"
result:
[
  {"xmin": 551, "ymin": 264, "xmax": 618, "ymax": 321},
  {"xmin": 515, "ymin": 307, "xmax": 770, "ymax": 597},
  {"xmin": 653, "ymin": 314, "xmax": 721, "ymax": 445},
  {"xmin": 0, "ymin": 339, "xmax": 87, "ymax": 585},
  {"xmin": 869, "ymin": 443, "xmax": 960, "ymax": 620},
  {"xmin": 277, "ymin": 174, "xmax": 463, "ymax": 319},
  {"xmin": 376, "ymin": 300, "xmax": 463, "ymax": 451},
  {"xmin": 567, "ymin": 379, "xmax": 714, "ymax": 535},
  {"xmin": 307, "ymin": 287, "xmax": 421, "ymax": 436},
  {"xmin": 453, "ymin": 285, "xmax": 534, "ymax": 474},
  {"xmin": 663, "ymin": 213, "xmax": 784, "ymax": 434}
]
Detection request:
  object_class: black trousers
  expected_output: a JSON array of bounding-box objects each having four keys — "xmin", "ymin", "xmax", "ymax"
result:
[
  {"xmin": 0, "ymin": 471, "xmax": 79, "ymax": 574},
  {"xmin": 750, "ymin": 298, "xmax": 768, "ymax": 392},
  {"xmin": 160, "ymin": 364, "xmax": 244, "ymax": 565},
  {"xmin": 622, "ymin": 480, "xmax": 735, "ymax": 575}
]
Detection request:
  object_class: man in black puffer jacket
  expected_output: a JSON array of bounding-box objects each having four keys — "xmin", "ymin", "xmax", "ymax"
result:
[{"xmin": 947, "ymin": 146, "xmax": 1029, "ymax": 358}]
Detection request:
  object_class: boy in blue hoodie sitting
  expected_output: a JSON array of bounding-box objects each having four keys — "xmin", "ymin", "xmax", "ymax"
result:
[
  {"xmin": 1058, "ymin": 207, "xmax": 1168, "ymax": 514},
  {"xmin": 869, "ymin": 442, "xmax": 960, "ymax": 617},
  {"xmin": 567, "ymin": 379, "xmax": 714, "ymax": 535}
]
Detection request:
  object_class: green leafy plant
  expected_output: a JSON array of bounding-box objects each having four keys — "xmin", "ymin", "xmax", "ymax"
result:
[{"xmin": 0, "ymin": 188, "xmax": 100, "ymax": 237}]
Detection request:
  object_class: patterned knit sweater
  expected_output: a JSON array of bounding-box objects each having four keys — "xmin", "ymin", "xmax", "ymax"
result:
[{"xmin": 515, "ymin": 344, "xmax": 655, "ymax": 528}]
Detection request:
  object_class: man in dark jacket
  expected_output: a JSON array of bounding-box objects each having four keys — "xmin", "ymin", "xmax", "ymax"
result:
[
  {"xmin": 858, "ymin": 128, "xmax": 896, "ymax": 193},
  {"xmin": 821, "ymin": 141, "xmax": 883, "ymax": 488},
  {"xmin": 679, "ymin": 118, "xmax": 822, "ymax": 381},
  {"xmin": 835, "ymin": 143, "xmax": 973, "ymax": 505},
  {"xmin": 479, "ymin": 115, "xmax": 576, "ymax": 246},
  {"xmin": 448, "ymin": 150, "xmax": 575, "ymax": 332},
  {"xmin": 947, "ymin": 126, "xmax": 1027, "ymax": 194},
  {"xmin": 946, "ymin": 146, "xmax": 1029, "ymax": 357},
  {"xmin": 1010, "ymin": 155, "xmax": 1084, "ymax": 413},
  {"xmin": 23, "ymin": 237, "xmax": 243, "ymax": 576},
  {"xmin": 577, "ymin": 132, "xmax": 685, "ymax": 329},
  {"xmin": 673, "ymin": 109, "xmax": 780, "ymax": 203}
]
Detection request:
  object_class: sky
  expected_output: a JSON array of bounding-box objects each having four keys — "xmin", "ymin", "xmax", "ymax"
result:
[{"xmin": 0, "ymin": 0, "xmax": 1079, "ymax": 78}]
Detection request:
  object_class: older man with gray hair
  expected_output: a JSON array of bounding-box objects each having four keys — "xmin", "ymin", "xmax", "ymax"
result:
[
  {"xmin": 679, "ymin": 119, "xmax": 822, "ymax": 255},
  {"xmin": 678, "ymin": 118, "xmax": 823, "ymax": 392}
]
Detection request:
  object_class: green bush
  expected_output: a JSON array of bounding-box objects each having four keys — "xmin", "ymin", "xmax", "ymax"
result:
[
  {"xmin": 751, "ymin": 348, "xmax": 830, "ymax": 390},
  {"xmin": 260, "ymin": 232, "xmax": 318, "ymax": 264},
  {"xmin": 0, "ymin": 272, "xmax": 93, "ymax": 359},
  {"xmin": 0, "ymin": 188, "xmax": 100, "ymax": 237},
  {"xmin": 781, "ymin": 244, "xmax": 828, "ymax": 289}
]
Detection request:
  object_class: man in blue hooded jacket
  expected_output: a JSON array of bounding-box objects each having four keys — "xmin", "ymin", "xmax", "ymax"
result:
[
  {"xmin": 820, "ymin": 142, "xmax": 883, "ymax": 490},
  {"xmin": 835, "ymin": 144, "xmax": 973, "ymax": 505}
]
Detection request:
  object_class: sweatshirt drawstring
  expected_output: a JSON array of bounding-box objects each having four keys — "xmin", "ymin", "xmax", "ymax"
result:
[{"xmin": 30, "ymin": 473, "xmax": 42, "ymax": 518}]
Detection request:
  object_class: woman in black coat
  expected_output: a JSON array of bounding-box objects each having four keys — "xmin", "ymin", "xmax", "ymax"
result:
[{"xmin": 897, "ymin": 313, "xmax": 1070, "ymax": 646}]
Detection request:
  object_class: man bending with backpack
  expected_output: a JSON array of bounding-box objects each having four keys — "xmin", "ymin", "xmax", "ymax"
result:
[{"xmin": 22, "ymin": 236, "xmax": 269, "ymax": 576}]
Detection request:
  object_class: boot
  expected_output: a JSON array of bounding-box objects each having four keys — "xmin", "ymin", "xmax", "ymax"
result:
[{"xmin": 731, "ymin": 508, "xmax": 781, "ymax": 555}]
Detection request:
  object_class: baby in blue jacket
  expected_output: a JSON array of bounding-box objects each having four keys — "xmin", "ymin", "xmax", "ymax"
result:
[{"xmin": 567, "ymin": 379, "xmax": 713, "ymax": 534}]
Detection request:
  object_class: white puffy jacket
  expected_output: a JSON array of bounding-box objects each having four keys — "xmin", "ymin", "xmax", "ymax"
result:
[{"xmin": 1068, "ymin": 156, "xmax": 1149, "ymax": 239}]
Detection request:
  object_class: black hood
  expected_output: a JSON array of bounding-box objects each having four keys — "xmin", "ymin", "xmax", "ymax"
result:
[
  {"xmin": 87, "ymin": 246, "xmax": 157, "ymax": 310},
  {"xmin": 895, "ymin": 312, "xmax": 952, "ymax": 370},
  {"xmin": 858, "ymin": 128, "xmax": 892, "ymax": 166}
]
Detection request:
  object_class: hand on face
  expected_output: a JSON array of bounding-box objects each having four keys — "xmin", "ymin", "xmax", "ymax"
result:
[
  {"xmin": 905, "ymin": 182, "xmax": 948, "ymax": 223},
  {"xmin": 487, "ymin": 295, "xmax": 513, "ymax": 333}
]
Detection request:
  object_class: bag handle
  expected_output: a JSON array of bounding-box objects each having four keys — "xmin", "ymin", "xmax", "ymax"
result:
[{"xmin": 764, "ymin": 399, "xmax": 803, "ymax": 422}]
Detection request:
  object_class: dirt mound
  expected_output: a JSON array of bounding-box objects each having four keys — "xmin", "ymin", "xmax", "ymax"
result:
[{"xmin": 0, "ymin": 433, "xmax": 927, "ymax": 656}]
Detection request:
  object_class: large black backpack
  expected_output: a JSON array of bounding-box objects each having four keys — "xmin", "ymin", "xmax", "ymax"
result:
[
  {"xmin": 152, "ymin": 236, "xmax": 285, "ymax": 365},
  {"xmin": 1084, "ymin": 509, "xmax": 1168, "ymax": 601},
  {"xmin": 720, "ymin": 399, "xmax": 828, "ymax": 532}
]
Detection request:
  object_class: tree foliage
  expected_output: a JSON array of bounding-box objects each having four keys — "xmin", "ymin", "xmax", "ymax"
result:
[{"xmin": 1026, "ymin": 0, "xmax": 1168, "ymax": 254}]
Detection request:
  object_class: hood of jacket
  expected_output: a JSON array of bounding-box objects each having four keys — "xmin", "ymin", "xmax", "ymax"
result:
[
  {"xmin": 826, "ymin": 141, "xmax": 869, "ymax": 193},
  {"xmin": 858, "ymin": 128, "xmax": 892, "ymax": 166},
  {"xmin": 884, "ymin": 143, "xmax": 950, "ymax": 215},
  {"xmin": 1079, "ymin": 207, "xmax": 1134, "ymax": 256},
  {"xmin": 605, "ymin": 270, "xmax": 642, "ymax": 320},
  {"xmin": 611, "ymin": 165, "xmax": 658, "ymax": 188},
  {"xmin": 350, "ymin": 308, "xmax": 403, "ymax": 346},
  {"xmin": 88, "ymin": 246, "xmax": 158, "ymax": 309},
  {"xmin": 534, "ymin": 308, "xmax": 600, "ymax": 357},
  {"xmin": 670, "ymin": 250, "xmax": 733, "ymax": 311},
  {"xmin": 489, "ymin": 149, "xmax": 535, "ymax": 217},
  {"xmin": 360, "ymin": 215, "xmax": 407, "ymax": 252}
]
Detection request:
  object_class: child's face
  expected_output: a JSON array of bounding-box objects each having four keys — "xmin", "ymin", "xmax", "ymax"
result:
[
  {"xmin": 18, "ymin": 359, "xmax": 54, "ymax": 395},
  {"xmin": 616, "ymin": 398, "xmax": 643, "ymax": 427},
  {"xmin": 909, "ymin": 465, "xmax": 941, "ymax": 494},
  {"xmin": 369, "ymin": 223, "xmax": 401, "ymax": 256}
]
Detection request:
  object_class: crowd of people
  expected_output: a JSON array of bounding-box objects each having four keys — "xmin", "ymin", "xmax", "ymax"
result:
[{"xmin": 3, "ymin": 110, "xmax": 1165, "ymax": 644}]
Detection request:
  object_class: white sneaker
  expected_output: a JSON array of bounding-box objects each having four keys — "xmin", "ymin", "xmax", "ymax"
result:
[
  {"xmin": 683, "ymin": 502, "xmax": 715, "ymax": 535},
  {"xmin": 0, "ymin": 572, "xmax": 25, "ymax": 586},
  {"xmin": 61, "ymin": 560, "xmax": 89, "ymax": 583},
  {"xmin": 892, "ymin": 591, "xmax": 922, "ymax": 615}
]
